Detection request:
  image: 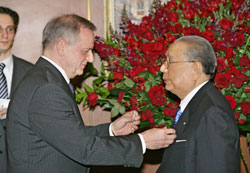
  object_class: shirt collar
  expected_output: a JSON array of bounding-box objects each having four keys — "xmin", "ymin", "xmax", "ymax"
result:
[
  {"xmin": 179, "ymin": 81, "xmax": 208, "ymax": 112},
  {"xmin": 0, "ymin": 54, "xmax": 14, "ymax": 73},
  {"xmin": 41, "ymin": 56, "xmax": 70, "ymax": 84}
]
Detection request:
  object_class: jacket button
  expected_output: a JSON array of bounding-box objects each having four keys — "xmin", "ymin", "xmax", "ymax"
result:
[{"xmin": 0, "ymin": 150, "xmax": 3, "ymax": 154}]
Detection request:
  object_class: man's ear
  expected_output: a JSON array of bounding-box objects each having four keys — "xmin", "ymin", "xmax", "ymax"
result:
[
  {"xmin": 56, "ymin": 39, "xmax": 67, "ymax": 56},
  {"xmin": 192, "ymin": 61, "xmax": 203, "ymax": 80}
]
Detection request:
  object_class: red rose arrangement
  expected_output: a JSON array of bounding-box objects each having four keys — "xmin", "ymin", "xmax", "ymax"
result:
[{"xmin": 76, "ymin": 0, "xmax": 250, "ymax": 145}]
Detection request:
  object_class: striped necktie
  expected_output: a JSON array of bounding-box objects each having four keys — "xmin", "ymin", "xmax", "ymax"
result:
[
  {"xmin": 172, "ymin": 107, "xmax": 182, "ymax": 127},
  {"xmin": 0, "ymin": 63, "xmax": 8, "ymax": 99}
]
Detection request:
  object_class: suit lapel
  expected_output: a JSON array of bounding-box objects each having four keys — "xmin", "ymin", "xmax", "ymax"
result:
[
  {"xmin": 36, "ymin": 57, "xmax": 75, "ymax": 100},
  {"xmin": 11, "ymin": 56, "xmax": 20, "ymax": 97},
  {"xmin": 174, "ymin": 82, "xmax": 213, "ymax": 136}
]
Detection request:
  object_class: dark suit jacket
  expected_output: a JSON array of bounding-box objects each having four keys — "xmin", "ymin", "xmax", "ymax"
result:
[
  {"xmin": 0, "ymin": 55, "xmax": 33, "ymax": 173},
  {"xmin": 157, "ymin": 82, "xmax": 240, "ymax": 173},
  {"xmin": 6, "ymin": 57, "xmax": 143, "ymax": 173}
]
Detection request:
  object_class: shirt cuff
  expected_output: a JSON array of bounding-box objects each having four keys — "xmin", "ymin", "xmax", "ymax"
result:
[
  {"xmin": 109, "ymin": 123, "xmax": 114, "ymax": 136},
  {"xmin": 109, "ymin": 123, "xmax": 146, "ymax": 154},
  {"xmin": 138, "ymin": 134, "xmax": 146, "ymax": 154}
]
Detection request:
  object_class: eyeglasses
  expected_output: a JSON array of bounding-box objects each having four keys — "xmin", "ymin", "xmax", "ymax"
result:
[
  {"xmin": 163, "ymin": 59, "xmax": 196, "ymax": 68},
  {"xmin": 0, "ymin": 26, "xmax": 15, "ymax": 34}
]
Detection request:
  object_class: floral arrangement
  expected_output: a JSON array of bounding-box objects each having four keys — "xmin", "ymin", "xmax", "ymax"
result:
[{"xmin": 76, "ymin": 0, "xmax": 250, "ymax": 146}]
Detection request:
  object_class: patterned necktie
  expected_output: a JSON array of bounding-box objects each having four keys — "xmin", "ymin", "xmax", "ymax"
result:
[
  {"xmin": 0, "ymin": 63, "xmax": 8, "ymax": 99},
  {"xmin": 172, "ymin": 107, "xmax": 182, "ymax": 127}
]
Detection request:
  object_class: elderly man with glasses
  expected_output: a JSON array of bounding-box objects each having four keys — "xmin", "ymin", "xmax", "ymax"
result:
[{"xmin": 157, "ymin": 35, "xmax": 240, "ymax": 173}]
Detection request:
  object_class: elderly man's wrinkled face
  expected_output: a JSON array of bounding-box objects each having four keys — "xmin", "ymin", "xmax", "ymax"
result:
[
  {"xmin": 61, "ymin": 27, "xmax": 94, "ymax": 79},
  {"xmin": 160, "ymin": 42, "xmax": 195, "ymax": 99}
]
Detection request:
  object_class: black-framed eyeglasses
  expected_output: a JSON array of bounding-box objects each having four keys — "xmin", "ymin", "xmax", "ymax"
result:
[{"xmin": 163, "ymin": 59, "xmax": 197, "ymax": 68}]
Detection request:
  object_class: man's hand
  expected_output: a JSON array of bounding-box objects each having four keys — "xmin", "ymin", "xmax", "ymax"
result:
[
  {"xmin": 111, "ymin": 111, "xmax": 140, "ymax": 136},
  {"xmin": 141, "ymin": 127, "xmax": 176, "ymax": 150},
  {"xmin": 0, "ymin": 109, "xmax": 6, "ymax": 118}
]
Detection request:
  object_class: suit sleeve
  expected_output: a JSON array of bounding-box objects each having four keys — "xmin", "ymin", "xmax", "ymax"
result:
[
  {"xmin": 195, "ymin": 106, "xmax": 240, "ymax": 173},
  {"xmin": 28, "ymin": 83, "xmax": 143, "ymax": 167}
]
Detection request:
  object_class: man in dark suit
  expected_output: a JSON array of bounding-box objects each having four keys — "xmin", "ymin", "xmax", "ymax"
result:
[
  {"xmin": 6, "ymin": 14, "xmax": 176, "ymax": 173},
  {"xmin": 0, "ymin": 7, "xmax": 33, "ymax": 173},
  {"xmin": 157, "ymin": 35, "xmax": 240, "ymax": 173}
]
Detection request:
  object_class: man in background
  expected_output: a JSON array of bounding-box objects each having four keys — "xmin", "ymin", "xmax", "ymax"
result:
[
  {"xmin": 0, "ymin": 6, "xmax": 33, "ymax": 173},
  {"xmin": 157, "ymin": 35, "xmax": 240, "ymax": 173},
  {"xmin": 6, "ymin": 14, "xmax": 176, "ymax": 173}
]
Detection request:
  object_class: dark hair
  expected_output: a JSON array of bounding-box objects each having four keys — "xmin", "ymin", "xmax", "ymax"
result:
[
  {"xmin": 0, "ymin": 6, "xmax": 19, "ymax": 33},
  {"xmin": 42, "ymin": 14, "xmax": 96, "ymax": 51},
  {"xmin": 175, "ymin": 35, "xmax": 217, "ymax": 79}
]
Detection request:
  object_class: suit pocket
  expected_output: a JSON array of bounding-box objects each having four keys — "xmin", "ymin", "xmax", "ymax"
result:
[{"xmin": 159, "ymin": 139, "xmax": 195, "ymax": 173}]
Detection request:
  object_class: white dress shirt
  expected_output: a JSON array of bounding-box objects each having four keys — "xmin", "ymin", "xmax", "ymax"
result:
[{"xmin": 179, "ymin": 81, "xmax": 208, "ymax": 113}]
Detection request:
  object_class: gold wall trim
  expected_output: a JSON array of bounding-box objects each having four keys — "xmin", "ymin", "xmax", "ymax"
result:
[{"xmin": 87, "ymin": 0, "xmax": 91, "ymax": 20}]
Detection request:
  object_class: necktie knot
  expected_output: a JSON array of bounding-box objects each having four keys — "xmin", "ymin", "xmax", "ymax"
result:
[{"xmin": 173, "ymin": 107, "xmax": 182, "ymax": 127}]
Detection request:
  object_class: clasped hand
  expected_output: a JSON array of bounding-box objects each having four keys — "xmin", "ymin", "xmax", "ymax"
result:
[{"xmin": 111, "ymin": 111, "xmax": 140, "ymax": 136}]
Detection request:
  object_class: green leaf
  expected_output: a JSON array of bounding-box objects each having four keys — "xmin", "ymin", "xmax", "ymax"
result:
[
  {"xmin": 99, "ymin": 87, "xmax": 110, "ymax": 98},
  {"xmin": 119, "ymin": 105, "xmax": 126, "ymax": 115},
  {"xmin": 111, "ymin": 103, "xmax": 120, "ymax": 118},
  {"xmin": 93, "ymin": 76, "xmax": 105, "ymax": 86},
  {"xmin": 84, "ymin": 84, "xmax": 94, "ymax": 93},
  {"xmin": 82, "ymin": 63, "xmax": 98, "ymax": 80},
  {"xmin": 101, "ymin": 63, "xmax": 105, "ymax": 75},
  {"xmin": 124, "ymin": 77, "xmax": 135, "ymax": 88},
  {"xmin": 75, "ymin": 92, "xmax": 87, "ymax": 103}
]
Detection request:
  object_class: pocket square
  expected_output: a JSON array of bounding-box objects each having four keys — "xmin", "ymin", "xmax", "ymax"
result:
[{"xmin": 176, "ymin": 139, "xmax": 187, "ymax": 143}]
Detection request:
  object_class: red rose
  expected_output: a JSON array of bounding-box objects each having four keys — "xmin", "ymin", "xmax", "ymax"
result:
[
  {"xmin": 244, "ymin": 88, "xmax": 250, "ymax": 93},
  {"xmin": 183, "ymin": 26, "xmax": 201, "ymax": 36},
  {"xmin": 202, "ymin": 31, "xmax": 216, "ymax": 43},
  {"xmin": 171, "ymin": 23, "xmax": 183, "ymax": 34},
  {"xmin": 226, "ymin": 68, "xmax": 240, "ymax": 84},
  {"xmin": 234, "ymin": 112, "xmax": 241, "ymax": 119},
  {"xmin": 183, "ymin": 7, "xmax": 195, "ymax": 20},
  {"xmin": 232, "ymin": 32, "xmax": 245, "ymax": 47},
  {"xmin": 219, "ymin": 18, "xmax": 233, "ymax": 30},
  {"xmin": 239, "ymin": 102, "xmax": 250, "ymax": 116},
  {"xmin": 144, "ymin": 31, "xmax": 155, "ymax": 41},
  {"xmin": 169, "ymin": 12, "xmax": 179, "ymax": 23},
  {"xmin": 148, "ymin": 85, "xmax": 167, "ymax": 107},
  {"xmin": 113, "ymin": 72, "xmax": 124, "ymax": 81},
  {"xmin": 141, "ymin": 109, "xmax": 154, "ymax": 123},
  {"xmin": 216, "ymin": 56, "xmax": 226, "ymax": 72},
  {"xmin": 163, "ymin": 106, "xmax": 177, "ymax": 117},
  {"xmin": 125, "ymin": 102, "xmax": 129, "ymax": 107},
  {"xmin": 213, "ymin": 40, "xmax": 227, "ymax": 52},
  {"xmin": 130, "ymin": 96, "xmax": 137, "ymax": 106},
  {"xmin": 225, "ymin": 95, "xmax": 236, "ymax": 109},
  {"xmin": 239, "ymin": 56, "xmax": 250, "ymax": 66},
  {"xmin": 87, "ymin": 92, "xmax": 98, "ymax": 107},
  {"xmin": 165, "ymin": 33, "xmax": 177, "ymax": 43},
  {"xmin": 239, "ymin": 119, "xmax": 246, "ymax": 125},
  {"xmin": 214, "ymin": 73, "xmax": 231, "ymax": 88},
  {"xmin": 224, "ymin": 47, "xmax": 234, "ymax": 59},
  {"xmin": 117, "ymin": 92, "xmax": 124, "ymax": 103}
]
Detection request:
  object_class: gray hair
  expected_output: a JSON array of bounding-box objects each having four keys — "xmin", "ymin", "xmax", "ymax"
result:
[
  {"xmin": 175, "ymin": 35, "xmax": 217, "ymax": 79},
  {"xmin": 42, "ymin": 14, "xmax": 96, "ymax": 52}
]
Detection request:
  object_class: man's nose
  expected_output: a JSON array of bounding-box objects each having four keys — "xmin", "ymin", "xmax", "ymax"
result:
[
  {"xmin": 87, "ymin": 51, "xmax": 94, "ymax": 63},
  {"xmin": 160, "ymin": 64, "xmax": 168, "ymax": 73}
]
